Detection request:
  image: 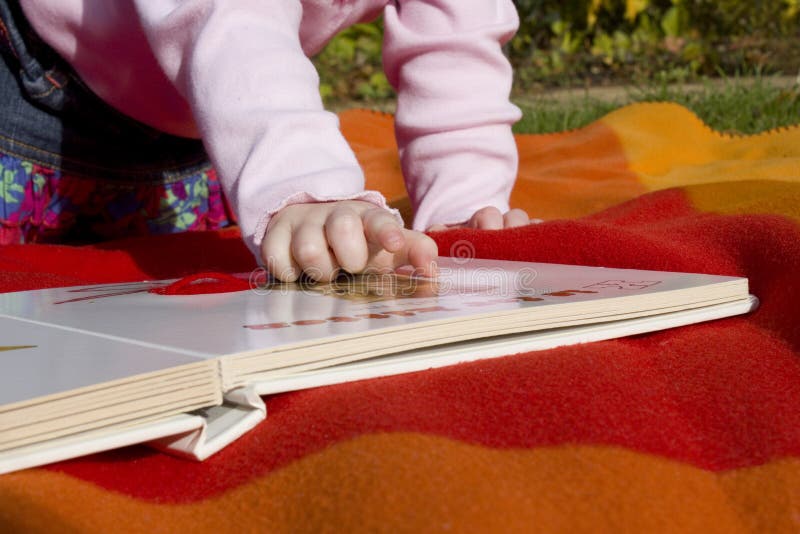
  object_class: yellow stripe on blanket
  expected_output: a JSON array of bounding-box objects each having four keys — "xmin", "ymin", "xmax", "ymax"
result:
[{"xmin": 601, "ymin": 103, "xmax": 800, "ymax": 190}]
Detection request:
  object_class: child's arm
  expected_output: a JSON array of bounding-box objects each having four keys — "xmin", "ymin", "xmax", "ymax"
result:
[
  {"xmin": 131, "ymin": 0, "xmax": 435, "ymax": 279},
  {"xmin": 383, "ymin": 0, "xmax": 525, "ymax": 231}
]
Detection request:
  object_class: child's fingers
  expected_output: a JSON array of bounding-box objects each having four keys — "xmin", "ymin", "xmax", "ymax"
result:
[
  {"xmin": 382, "ymin": 229, "xmax": 438, "ymax": 277},
  {"xmin": 503, "ymin": 208, "xmax": 530, "ymax": 228},
  {"xmin": 261, "ymin": 220, "xmax": 301, "ymax": 282},
  {"xmin": 363, "ymin": 208, "xmax": 405, "ymax": 253},
  {"xmin": 406, "ymin": 231, "xmax": 438, "ymax": 276},
  {"xmin": 324, "ymin": 205, "xmax": 369, "ymax": 273},
  {"xmin": 469, "ymin": 206, "xmax": 503, "ymax": 230},
  {"xmin": 291, "ymin": 223, "xmax": 340, "ymax": 282}
]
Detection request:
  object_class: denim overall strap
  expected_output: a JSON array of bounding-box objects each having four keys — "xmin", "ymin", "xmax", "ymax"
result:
[{"xmin": 0, "ymin": 0, "xmax": 69, "ymax": 111}]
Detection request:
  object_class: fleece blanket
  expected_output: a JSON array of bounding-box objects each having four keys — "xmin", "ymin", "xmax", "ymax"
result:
[{"xmin": 0, "ymin": 102, "xmax": 798, "ymax": 533}]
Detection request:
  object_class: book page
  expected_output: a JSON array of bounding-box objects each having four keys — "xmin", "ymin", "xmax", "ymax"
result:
[
  {"xmin": 0, "ymin": 259, "xmax": 746, "ymax": 360},
  {"xmin": 0, "ymin": 316, "xmax": 205, "ymax": 405}
]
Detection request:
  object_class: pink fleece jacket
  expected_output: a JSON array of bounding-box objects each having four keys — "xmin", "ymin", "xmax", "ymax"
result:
[{"xmin": 19, "ymin": 0, "xmax": 521, "ymax": 257}]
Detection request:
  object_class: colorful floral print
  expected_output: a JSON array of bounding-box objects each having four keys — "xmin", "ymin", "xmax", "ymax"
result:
[{"xmin": 0, "ymin": 152, "xmax": 233, "ymax": 245}]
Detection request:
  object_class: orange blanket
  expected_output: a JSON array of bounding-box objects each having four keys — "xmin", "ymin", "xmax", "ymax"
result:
[{"xmin": 0, "ymin": 103, "xmax": 798, "ymax": 533}]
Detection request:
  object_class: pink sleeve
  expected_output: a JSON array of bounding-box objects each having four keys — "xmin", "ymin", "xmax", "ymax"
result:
[
  {"xmin": 382, "ymin": 0, "xmax": 522, "ymax": 230},
  {"xmin": 131, "ymin": 0, "xmax": 398, "ymax": 258}
]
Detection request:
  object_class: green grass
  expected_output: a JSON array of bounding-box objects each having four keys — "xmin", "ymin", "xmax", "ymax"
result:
[
  {"xmin": 513, "ymin": 77, "xmax": 800, "ymax": 135},
  {"xmin": 512, "ymin": 98, "xmax": 619, "ymax": 135}
]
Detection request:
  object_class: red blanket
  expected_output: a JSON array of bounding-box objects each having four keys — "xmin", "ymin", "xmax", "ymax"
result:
[{"xmin": 1, "ymin": 104, "xmax": 798, "ymax": 532}]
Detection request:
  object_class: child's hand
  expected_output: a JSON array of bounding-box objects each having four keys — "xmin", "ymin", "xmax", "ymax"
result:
[
  {"xmin": 262, "ymin": 200, "xmax": 438, "ymax": 282},
  {"xmin": 427, "ymin": 207, "xmax": 537, "ymax": 232}
]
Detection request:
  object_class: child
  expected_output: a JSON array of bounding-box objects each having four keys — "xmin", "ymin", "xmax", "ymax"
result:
[{"xmin": 3, "ymin": 0, "xmax": 530, "ymax": 280}]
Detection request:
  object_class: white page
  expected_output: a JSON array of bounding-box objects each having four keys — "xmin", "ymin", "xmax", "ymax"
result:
[
  {"xmin": 0, "ymin": 259, "xmax": 745, "ymax": 360},
  {"xmin": 0, "ymin": 316, "xmax": 203, "ymax": 405}
]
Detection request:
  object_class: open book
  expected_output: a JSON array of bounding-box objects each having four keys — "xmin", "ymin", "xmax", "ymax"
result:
[{"xmin": 0, "ymin": 257, "xmax": 756, "ymax": 474}]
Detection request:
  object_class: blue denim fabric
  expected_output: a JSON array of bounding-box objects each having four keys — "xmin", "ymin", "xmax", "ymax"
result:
[{"xmin": 0, "ymin": 0, "xmax": 211, "ymax": 182}]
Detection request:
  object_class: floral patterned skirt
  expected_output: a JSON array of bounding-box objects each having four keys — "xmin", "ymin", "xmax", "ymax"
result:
[{"xmin": 0, "ymin": 151, "xmax": 233, "ymax": 245}]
